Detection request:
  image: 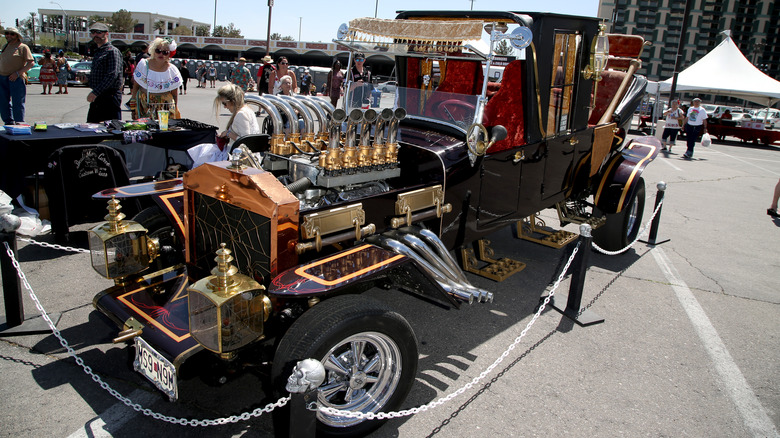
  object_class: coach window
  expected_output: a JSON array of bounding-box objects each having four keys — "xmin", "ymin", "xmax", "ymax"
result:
[{"xmin": 546, "ymin": 32, "xmax": 581, "ymax": 137}]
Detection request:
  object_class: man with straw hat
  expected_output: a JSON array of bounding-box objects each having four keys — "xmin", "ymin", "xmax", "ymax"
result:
[
  {"xmin": 0, "ymin": 27, "xmax": 35, "ymax": 124},
  {"xmin": 257, "ymin": 55, "xmax": 276, "ymax": 95}
]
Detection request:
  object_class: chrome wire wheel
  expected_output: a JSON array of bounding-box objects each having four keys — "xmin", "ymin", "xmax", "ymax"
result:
[
  {"xmin": 625, "ymin": 194, "xmax": 640, "ymax": 240},
  {"xmin": 317, "ymin": 332, "xmax": 403, "ymax": 428}
]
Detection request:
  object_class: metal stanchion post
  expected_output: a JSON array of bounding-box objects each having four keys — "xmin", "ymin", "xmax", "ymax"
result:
[
  {"xmin": 550, "ymin": 224, "xmax": 604, "ymax": 327},
  {"xmin": 642, "ymin": 181, "xmax": 670, "ymax": 245},
  {"xmin": 0, "ymin": 215, "xmax": 61, "ymax": 336},
  {"xmin": 286, "ymin": 358, "xmax": 325, "ymax": 438}
]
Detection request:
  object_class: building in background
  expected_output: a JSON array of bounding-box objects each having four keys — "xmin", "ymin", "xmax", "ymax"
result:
[
  {"xmin": 598, "ymin": 0, "xmax": 778, "ymax": 105},
  {"xmin": 36, "ymin": 9, "xmax": 208, "ymax": 36}
]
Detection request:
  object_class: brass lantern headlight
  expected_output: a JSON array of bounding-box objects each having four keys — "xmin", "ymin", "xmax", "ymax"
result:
[
  {"xmin": 582, "ymin": 23, "xmax": 610, "ymax": 81},
  {"xmin": 188, "ymin": 244, "xmax": 271, "ymax": 359},
  {"xmin": 88, "ymin": 197, "xmax": 159, "ymax": 282}
]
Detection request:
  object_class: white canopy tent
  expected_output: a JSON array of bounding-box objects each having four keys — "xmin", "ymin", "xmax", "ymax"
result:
[{"xmin": 646, "ymin": 35, "xmax": 780, "ymax": 107}]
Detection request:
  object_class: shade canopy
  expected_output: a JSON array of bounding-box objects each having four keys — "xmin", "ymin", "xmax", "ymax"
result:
[{"xmin": 647, "ymin": 35, "xmax": 780, "ymax": 107}]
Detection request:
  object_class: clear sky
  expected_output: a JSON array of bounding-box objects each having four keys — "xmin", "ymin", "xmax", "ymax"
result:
[{"xmin": 2, "ymin": 0, "xmax": 599, "ymax": 43}]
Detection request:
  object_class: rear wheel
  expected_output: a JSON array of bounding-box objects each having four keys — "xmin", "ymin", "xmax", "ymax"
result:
[
  {"xmin": 592, "ymin": 178, "xmax": 646, "ymax": 251},
  {"xmin": 272, "ymin": 295, "xmax": 418, "ymax": 437}
]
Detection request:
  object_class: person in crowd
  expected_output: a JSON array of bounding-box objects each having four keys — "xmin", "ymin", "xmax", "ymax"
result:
[
  {"xmin": 273, "ymin": 56, "xmax": 297, "ymax": 94},
  {"xmin": 195, "ymin": 64, "xmax": 206, "ymax": 88},
  {"xmin": 300, "ymin": 69, "xmax": 312, "ymax": 96},
  {"xmin": 208, "ymin": 62, "xmax": 217, "ymax": 88},
  {"xmin": 683, "ymin": 97, "xmax": 708, "ymax": 159},
  {"xmin": 55, "ymin": 50, "xmax": 71, "ymax": 94},
  {"xmin": 230, "ymin": 57, "xmax": 252, "ymax": 91},
  {"xmin": 38, "ymin": 50, "xmax": 57, "ymax": 95},
  {"xmin": 661, "ymin": 100, "xmax": 684, "ymax": 152},
  {"xmin": 768, "ymin": 178, "xmax": 780, "ymax": 218},
  {"xmin": 347, "ymin": 51, "xmax": 371, "ymax": 108},
  {"xmin": 214, "ymin": 83, "xmax": 261, "ymax": 149},
  {"xmin": 0, "ymin": 27, "xmax": 34, "ymax": 124},
  {"xmin": 179, "ymin": 59, "xmax": 190, "ymax": 95},
  {"xmin": 86, "ymin": 22, "xmax": 124, "ymax": 123},
  {"xmin": 129, "ymin": 37, "xmax": 182, "ymax": 120},
  {"xmin": 325, "ymin": 59, "xmax": 344, "ymax": 108},
  {"xmin": 277, "ymin": 75, "xmax": 294, "ymax": 96},
  {"xmin": 200, "ymin": 64, "xmax": 208, "ymax": 88},
  {"xmin": 135, "ymin": 42, "xmax": 149, "ymax": 67},
  {"xmin": 257, "ymin": 55, "xmax": 276, "ymax": 95},
  {"xmin": 721, "ymin": 109, "xmax": 732, "ymax": 120}
]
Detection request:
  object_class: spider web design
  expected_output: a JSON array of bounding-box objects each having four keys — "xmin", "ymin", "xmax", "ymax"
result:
[{"xmin": 191, "ymin": 192, "xmax": 272, "ymax": 282}]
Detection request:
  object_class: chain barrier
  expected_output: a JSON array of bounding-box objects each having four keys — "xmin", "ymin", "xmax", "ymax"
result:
[
  {"xmin": 591, "ymin": 196, "xmax": 664, "ymax": 256},
  {"xmin": 2, "ymin": 241, "xmax": 290, "ymax": 426},
  {"xmin": 17, "ymin": 237, "xmax": 91, "ymax": 254},
  {"xmin": 319, "ymin": 241, "xmax": 582, "ymax": 421},
  {"xmin": 3, "ymin": 196, "xmax": 664, "ymax": 426}
]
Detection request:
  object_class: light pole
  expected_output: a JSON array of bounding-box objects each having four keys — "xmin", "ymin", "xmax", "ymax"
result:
[
  {"xmin": 50, "ymin": 1, "xmax": 68, "ymax": 51},
  {"xmin": 375, "ymin": 0, "xmax": 379, "ymax": 18},
  {"xmin": 298, "ymin": 17, "xmax": 302, "ymax": 42}
]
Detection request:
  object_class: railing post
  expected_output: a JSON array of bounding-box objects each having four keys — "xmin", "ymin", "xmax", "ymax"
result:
[
  {"xmin": 550, "ymin": 224, "xmax": 604, "ymax": 326},
  {"xmin": 286, "ymin": 358, "xmax": 326, "ymax": 438},
  {"xmin": 647, "ymin": 181, "xmax": 668, "ymax": 245}
]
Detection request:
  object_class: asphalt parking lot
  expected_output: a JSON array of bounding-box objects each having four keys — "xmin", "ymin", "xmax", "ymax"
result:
[{"xmin": 1, "ymin": 83, "xmax": 779, "ymax": 437}]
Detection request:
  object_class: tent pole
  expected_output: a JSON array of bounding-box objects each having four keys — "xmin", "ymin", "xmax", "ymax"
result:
[{"xmin": 669, "ymin": 0, "xmax": 694, "ymax": 105}]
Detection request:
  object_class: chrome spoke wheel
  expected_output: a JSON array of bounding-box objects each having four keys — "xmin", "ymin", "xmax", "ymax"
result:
[{"xmin": 317, "ymin": 332, "xmax": 403, "ymax": 428}]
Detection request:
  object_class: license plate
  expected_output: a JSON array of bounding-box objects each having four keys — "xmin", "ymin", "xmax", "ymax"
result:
[{"xmin": 134, "ymin": 337, "xmax": 178, "ymax": 401}]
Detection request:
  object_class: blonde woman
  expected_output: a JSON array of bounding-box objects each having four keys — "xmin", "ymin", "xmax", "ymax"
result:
[
  {"xmin": 213, "ymin": 83, "xmax": 260, "ymax": 149},
  {"xmin": 130, "ymin": 37, "xmax": 182, "ymax": 119}
]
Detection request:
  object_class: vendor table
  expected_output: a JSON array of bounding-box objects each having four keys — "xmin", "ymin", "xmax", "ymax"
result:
[
  {"xmin": 0, "ymin": 124, "xmax": 216, "ymax": 199},
  {"xmin": 706, "ymin": 123, "xmax": 780, "ymax": 146}
]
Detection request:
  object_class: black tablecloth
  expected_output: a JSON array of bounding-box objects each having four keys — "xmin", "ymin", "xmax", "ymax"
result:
[{"xmin": 0, "ymin": 126, "xmax": 216, "ymax": 198}]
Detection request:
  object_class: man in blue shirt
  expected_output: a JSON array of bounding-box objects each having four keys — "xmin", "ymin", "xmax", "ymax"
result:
[{"xmin": 86, "ymin": 22, "xmax": 123, "ymax": 123}]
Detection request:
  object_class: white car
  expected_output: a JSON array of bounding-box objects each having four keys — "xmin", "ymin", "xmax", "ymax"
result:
[
  {"xmin": 378, "ymin": 80, "xmax": 397, "ymax": 93},
  {"xmin": 752, "ymin": 109, "xmax": 780, "ymax": 129}
]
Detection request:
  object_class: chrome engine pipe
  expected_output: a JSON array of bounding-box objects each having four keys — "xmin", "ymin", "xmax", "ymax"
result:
[
  {"xmin": 294, "ymin": 95, "xmax": 329, "ymax": 137},
  {"xmin": 245, "ymin": 95, "xmax": 284, "ymax": 137},
  {"xmin": 303, "ymin": 95, "xmax": 336, "ymax": 116},
  {"xmin": 279, "ymin": 95, "xmax": 316, "ymax": 139},
  {"xmin": 387, "ymin": 108, "xmax": 407, "ymax": 145},
  {"xmin": 373, "ymin": 236, "xmax": 474, "ymax": 305},
  {"xmin": 328, "ymin": 108, "xmax": 347, "ymax": 150},
  {"xmin": 262, "ymin": 94, "xmax": 299, "ymax": 135},
  {"xmin": 396, "ymin": 231, "xmax": 493, "ymax": 303},
  {"xmin": 345, "ymin": 108, "xmax": 364, "ymax": 149},
  {"xmin": 360, "ymin": 109, "xmax": 378, "ymax": 147},
  {"xmin": 374, "ymin": 108, "xmax": 394, "ymax": 146}
]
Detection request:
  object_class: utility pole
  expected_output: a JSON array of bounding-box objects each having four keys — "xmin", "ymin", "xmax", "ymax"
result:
[
  {"xmin": 266, "ymin": 0, "xmax": 273, "ymax": 56},
  {"xmin": 669, "ymin": 0, "xmax": 693, "ymax": 104}
]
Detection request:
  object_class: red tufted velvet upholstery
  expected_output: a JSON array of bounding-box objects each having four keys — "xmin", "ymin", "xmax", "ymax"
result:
[
  {"xmin": 587, "ymin": 69, "xmax": 627, "ymax": 126},
  {"xmin": 482, "ymin": 60, "xmax": 525, "ymax": 153},
  {"xmin": 423, "ymin": 60, "xmax": 484, "ymax": 117}
]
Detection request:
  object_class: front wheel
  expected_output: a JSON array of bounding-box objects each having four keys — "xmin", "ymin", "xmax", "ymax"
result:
[
  {"xmin": 272, "ymin": 295, "xmax": 418, "ymax": 437},
  {"xmin": 592, "ymin": 178, "xmax": 646, "ymax": 251}
]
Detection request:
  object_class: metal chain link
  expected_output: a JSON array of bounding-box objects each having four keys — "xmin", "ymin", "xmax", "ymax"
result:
[
  {"xmin": 319, "ymin": 241, "xmax": 583, "ymax": 421},
  {"xmin": 591, "ymin": 195, "xmax": 664, "ymax": 256},
  {"xmin": 2, "ymin": 242, "xmax": 290, "ymax": 426},
  {"xmin": 17, "ymin": 237, "xmax": 91, "ymax": 254}
]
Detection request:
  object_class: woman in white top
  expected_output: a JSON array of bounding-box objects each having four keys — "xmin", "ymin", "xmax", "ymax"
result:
[
  {"xmin": 661, "ymin": 100, "xmax": 684, "ymax": 152},
  {"xmin": 214, "ymin": 83, "xmax": 261, "ymax": 149},
  {"xmin": 130, "ymin": 37, "xmax": 182, "ymax": 120}
]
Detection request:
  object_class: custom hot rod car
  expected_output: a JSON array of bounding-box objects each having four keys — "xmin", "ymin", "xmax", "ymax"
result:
[{"xmin": 87, "ymin": 10, "xmax": 658, "ymax": 436}]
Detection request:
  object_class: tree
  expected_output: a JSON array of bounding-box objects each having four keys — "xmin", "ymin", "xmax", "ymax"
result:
[
  {"xmin": 281, "ymin": 35, "xmax": 295, "ymax": 41},
  {"xmin": 109, "ymin": 9, "xmax": 137, "ymax": 33},
  {"xmin": 495, "ymin": 40, "xmax": 513, "ymax": 56},
  {"xmin": 213, "ymin": 23, "xmax": 242, "ymax": 38},
  {"xmin": 195, "ymin": 25, "xmax": 210, "ymax": 36},
  {"xmin": 270, "ymin": 32, "xmax": 282, "ymax": 40},
  {"xmin": 171, "ymin": 25, "xmax": 192, "ymax": 36},
  {"xmin": 88, "ymin": 15, "xmax": 105, "ymax": 26},
  {"xmin": 154, "ymin": 20, "xmax": 166, "ymax": 35}
]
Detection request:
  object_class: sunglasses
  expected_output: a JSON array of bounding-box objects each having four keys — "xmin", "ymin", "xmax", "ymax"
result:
[
  {"xmin": 155, "ymin": 49, "xmax": 170, "ymax": 55},
  {"xmin": 90, "ymin": 30, "xmax": 106, "ymax": 35},
  {"xmin": 355, "ymin": 57, "xmax": 365, "ymax": 61},
  {"xmin": 280, "ymin": 62, "xmax": 288, "ymax": 65},
  {"xmin": 4, "ymin": 32, "xmax": 15, "ymax": 36},
  {"xmin": 221, "ymin": 100, "xmax": 232, "ymax": 107}
]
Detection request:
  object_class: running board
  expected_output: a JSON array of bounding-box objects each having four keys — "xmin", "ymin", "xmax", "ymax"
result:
[{"xmin": 461, "ymin": 239, "xmax": 526, "ymax": 282}]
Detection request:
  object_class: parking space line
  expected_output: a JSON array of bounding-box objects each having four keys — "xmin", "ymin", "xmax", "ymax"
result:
[
  {"xmin": 67, "ymin": 388, "xmax": 158, "ymax": 438},
  {"xmin": 659, "ymin": 156, "xmax": 683, "ymax": 171},
  {"xmin": 709, "ymin": 149, "xmax": 780, "ymax": 177},
  {"xmin": 651, "ymin": 247, "xmax": 779, "ymax": 438}
]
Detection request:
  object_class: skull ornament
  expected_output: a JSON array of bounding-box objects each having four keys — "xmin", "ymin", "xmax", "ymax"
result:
[{"xmin": 286, "ymin": 358, "xmax": 326, "ymax": 393}]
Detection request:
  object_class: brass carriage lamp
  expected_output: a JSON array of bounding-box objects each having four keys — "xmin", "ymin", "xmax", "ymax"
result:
[
  {"xmin": 583, "ymin": 23, "xmax": 610, "ymax": 81},
  {"xmin": 88, "ymin": 197, "xmax": 159, "ymax": 282},
  {"xmin": 187, "ymin": 244, "xmax": 272, "ymax": 360}
]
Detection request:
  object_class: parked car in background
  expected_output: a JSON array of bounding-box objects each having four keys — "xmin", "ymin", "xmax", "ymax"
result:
[
  {"xmin": 69, "ymin": 61, "xmax": 92, "ymax": 86},
  {"xmin": 378, "ymin": 80, "xmax": 397, "ymax": 93},
  {"xmin": 752, "ymin": 109, "xmax": 780, "ymax": 129},
  {"xmin": 24, "ymin": 53, "xmax": 45, "ymax": 83}
]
